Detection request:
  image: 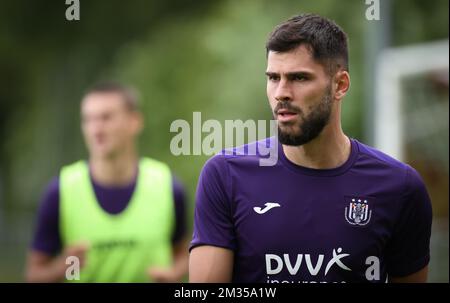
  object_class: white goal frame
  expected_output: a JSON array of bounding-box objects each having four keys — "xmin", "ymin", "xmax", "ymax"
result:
[{"xmin": 374, "ymin": 39, "xmax": 449, "ymax": 161}]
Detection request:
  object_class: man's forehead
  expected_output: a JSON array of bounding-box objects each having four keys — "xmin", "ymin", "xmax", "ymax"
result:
[
  {"xmin": 266, "ymin": 45, "xmax": 322, "ymax": 73},
  {"xmin": 83, "ymin": 91, "xmax": 123, "ymax": 102},
  {"xmin": 82, "ymin": 92, "xmax": 125, "ymax": 109},
  {"xmin": 81, "ymin": 92, "xmax": 125, "ymax": 113}
]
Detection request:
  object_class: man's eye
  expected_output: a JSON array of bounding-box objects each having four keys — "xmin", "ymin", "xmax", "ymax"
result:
[
  {"xmin": 267, "ymin": 75, "xmax": 279, "ymax": 81},
  {"xmin": 294, "ymin": 75, "xmax": 307, "ymax": 81}
]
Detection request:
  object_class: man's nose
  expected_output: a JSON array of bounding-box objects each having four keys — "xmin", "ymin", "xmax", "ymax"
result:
[
  {"xmin": 85, "ymin": 118, "xmax": 104, "ymax": 132},
  {"xmin": 275, "ymin": 80, "xmax": 293, "ymax": 102}
]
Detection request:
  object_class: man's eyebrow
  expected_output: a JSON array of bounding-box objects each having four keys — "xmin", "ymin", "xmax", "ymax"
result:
[
  {"xmin": 265, "ymin": 71, "xmax": 278, "ymax": 76},
  {"xmin": 265, "ymin": 71, "xmax": 314, "ymax": 77},
  {"xmin": 287, "ymin": 71, "xmax": 313, "ymax": 76}
]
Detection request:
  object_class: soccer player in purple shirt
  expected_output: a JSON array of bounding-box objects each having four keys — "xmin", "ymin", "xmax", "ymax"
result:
[
  {"xmin": 26, "ymin": 82, "xmax": 189, "ymax": 282},
  {"xmin": 189, "ymin": 14, "xmax": 432, "ymax": 283}
]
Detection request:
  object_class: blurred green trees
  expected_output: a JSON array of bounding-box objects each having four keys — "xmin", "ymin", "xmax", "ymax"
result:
[{"xmin": 1, "ymin": 0, "xmax": 447, "ymax": 212}]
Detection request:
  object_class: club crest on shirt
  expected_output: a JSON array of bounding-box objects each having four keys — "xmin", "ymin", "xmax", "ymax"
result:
[{"xmin": 344, "ymin": 197, "xmax": 372, "ymax": 226}]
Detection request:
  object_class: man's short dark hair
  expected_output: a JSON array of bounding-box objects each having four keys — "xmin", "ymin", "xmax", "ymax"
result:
[
  {"xmin": 266, "ymin": 14, "xmax": 349, "ymax": 76},
  {"xmin": 83, "ymin": 81, "xmax": 140, "ymax": 111}
]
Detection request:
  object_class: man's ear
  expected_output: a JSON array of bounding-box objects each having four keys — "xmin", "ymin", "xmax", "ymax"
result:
[{"xmin": 333, "ymin": 70, "xmax": 350, "ymax": 101}]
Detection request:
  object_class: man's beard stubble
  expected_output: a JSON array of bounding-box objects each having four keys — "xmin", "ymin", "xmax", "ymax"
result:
[{"xmin": 275, "ymin": 86, "xmax": 333, "ymax": 146}]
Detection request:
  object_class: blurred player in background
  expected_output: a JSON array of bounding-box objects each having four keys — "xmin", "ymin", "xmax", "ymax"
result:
[{"xmin": 26, "ymin": 82, "xmax": 189, "ymax": 282}]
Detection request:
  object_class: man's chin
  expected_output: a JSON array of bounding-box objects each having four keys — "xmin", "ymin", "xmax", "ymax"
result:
[
  {"xmin": 277, "ymin": 119, "xmax": 302, "ymax": 130},
  {"xmin": 277, "ymin": 125, "xmax": 301, "ymax": 138},
  {"xmin": 90, "ymin": 147, "xmax": 114, "ymax": 159},
  {"xmin": 277, "ymin": 127, "xmax": 311, "ymax": 146},
  {"xmin": 278, "ymin": 132, "xmax": 300, "ymax": 146}
]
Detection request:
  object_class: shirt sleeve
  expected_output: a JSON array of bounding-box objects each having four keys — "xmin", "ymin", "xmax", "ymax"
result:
[
  {"xmin": 171, "ymin": 175, "xmax": 187, "ymax": 244},
  {"xmin": 30, "ymin": 177, "xmax": 62, "ymax": 256},
  {"xmin": 189, "ymin": 155, "xmax": 236, "ymax": 252},
  {"xmin": 386, "ymin": 165, "xmax": 433, "ymax": 277}
]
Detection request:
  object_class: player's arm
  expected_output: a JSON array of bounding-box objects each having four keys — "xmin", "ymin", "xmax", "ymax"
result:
[
  {"xmin": 26, "ymin": 251, "xmax": 66, "ymax": 283},
  {"xmin": 26, "ymin": 245, "xmax": 88, "ymax": 283},
  {"xmin": 189, "ymin": 245, "xmax": 234, "ymax": 282},
  {"xmin": 148, "ymin": 176, "xmax": 189, "ymax": 282},
  {"xmin": 388, "ymin": 265, "xmax": 428, "ymax": 283},
  {"xmin": 25, "ymin": 178, "xmax": 88, "ymax": 282},
  {"xmin": 167, "ymin": 178, "xmax": 190, "ymax": 282},
  {"xmin": 188, "ymin": 155, "xmax": 236, "ymax": 283},
  {"xmin": 148, "ymin": 237, "xmax": 190, "ymax": 282},
  {"xmin": 386, "ymin": 167, "xmax": 432, "ymax": 284},
  {"xmin": 171, "ymin": 237, "xmax": 190, "ymax": 280}
]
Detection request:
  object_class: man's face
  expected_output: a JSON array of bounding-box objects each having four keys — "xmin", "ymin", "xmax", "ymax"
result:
[
  {"xmin": 81, "ymin": 92, "xmax": 141, "ymax": 159},
  {"xmin": 266, "ymin": 45, "xmax": 333, "ymax": 146}
]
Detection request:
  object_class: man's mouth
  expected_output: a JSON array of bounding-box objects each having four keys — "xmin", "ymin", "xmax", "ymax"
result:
[
  {"xmin": 276, "ymin": 109, "xmax": 299, "ymax": 122},
  {"xmin": 94, "ymin": 134, "xmax": 106, "ymax": 145}
]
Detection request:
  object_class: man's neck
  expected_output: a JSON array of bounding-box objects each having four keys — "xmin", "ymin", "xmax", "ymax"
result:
[
  {"xmin": 89, "ymin": 152, "xmax": 139, "ymax": 186},
  {"xmin": 282, "ymin": 127, "xmax": 351, "ymax": 170}
]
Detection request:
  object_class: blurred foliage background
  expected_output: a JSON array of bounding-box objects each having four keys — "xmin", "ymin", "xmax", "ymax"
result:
[{"xmin": 0, "ymin": 0, "xmax": 448, "ymax": 281}]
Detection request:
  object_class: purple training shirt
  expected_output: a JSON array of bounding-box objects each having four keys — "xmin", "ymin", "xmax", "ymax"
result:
[
  {"xmin": 190, "ymin": 137, "xmax": 432, "ymax": 283},
  {"xmin": 31, "ymin": 168, "xmax": 187, "ymax": 256}
]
